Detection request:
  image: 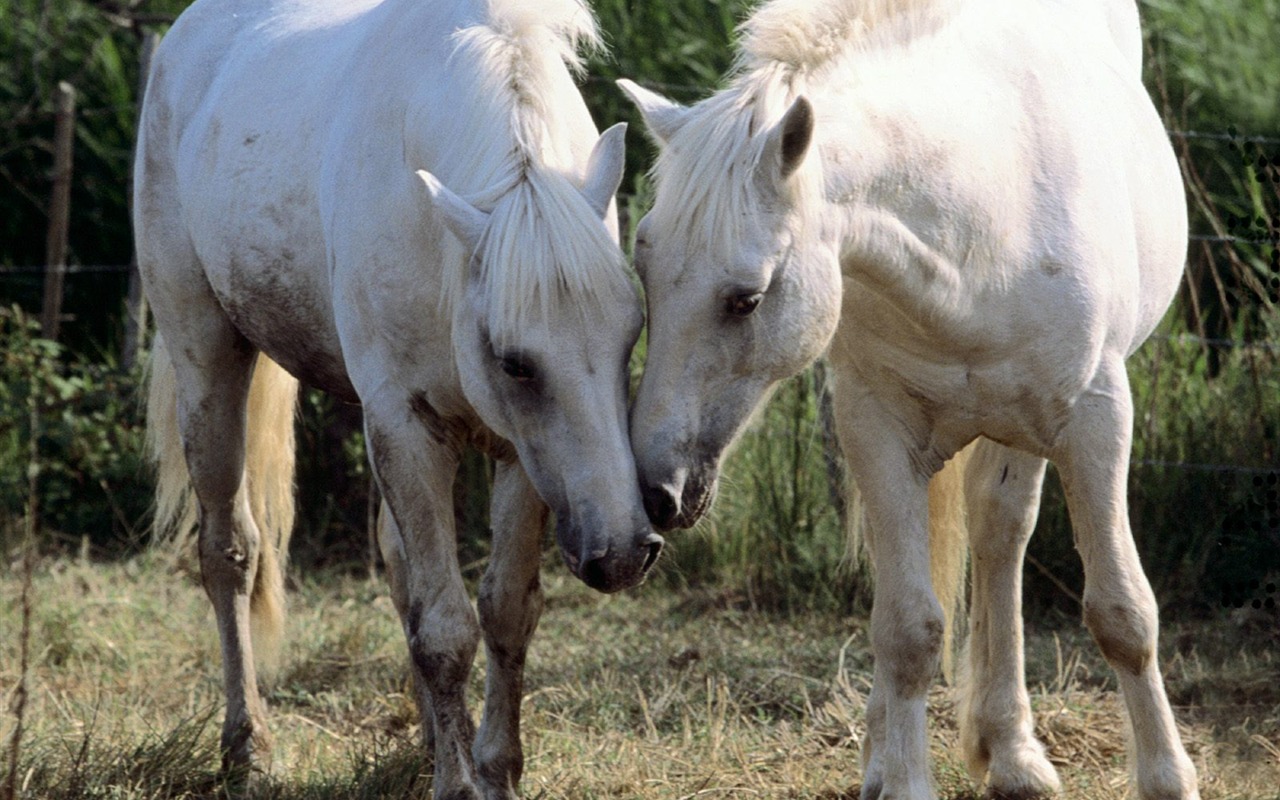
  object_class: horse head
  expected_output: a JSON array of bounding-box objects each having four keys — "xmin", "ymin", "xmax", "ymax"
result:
[
  {"xmin": 418, "ymin": 123, "xmax": 663, "ymax": 591},
  {"xmin": 621, "ymin": 81, "xmax": 843, "ymax": 531}
]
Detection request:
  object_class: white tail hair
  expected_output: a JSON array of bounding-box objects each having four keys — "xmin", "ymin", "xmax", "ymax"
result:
[
  {"xmin": 927, "ymin": 443, "xmax": 971, "ymax": 681},
  {"xmin": 145, "ymin": 337, "xmax": 299, "ymax": 673}
]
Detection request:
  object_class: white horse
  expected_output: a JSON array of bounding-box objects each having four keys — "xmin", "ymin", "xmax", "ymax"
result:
[
  {"xmin": 136, "ymin": 0, "xmax": 662, "ymax": 796},
  {"xmin": 621, "ymin": 0, "xmax": 1198, "ymax": 797}
]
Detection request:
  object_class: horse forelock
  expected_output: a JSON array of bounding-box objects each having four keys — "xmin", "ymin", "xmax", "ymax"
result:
[
  {"xmin": 436, "ymin": 0, "xmax": 625, "ymax": 345},
  {"xmin": 478, "ymin": 168, "xmax": 628, "ymax": 348},
  {"xmin": 650, "ymin": 71, "xmax": 824, "ymax": 263}
]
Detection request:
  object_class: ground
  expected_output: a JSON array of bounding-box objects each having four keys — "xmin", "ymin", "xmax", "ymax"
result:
[{"xmin": 2, "ymin": 552, "xmax": 1278, "ymax": 799}]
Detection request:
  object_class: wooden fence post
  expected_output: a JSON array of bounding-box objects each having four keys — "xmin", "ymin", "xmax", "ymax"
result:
[
  {"xmin": 123, "ymin": 31, "xmax": 160, "ymax": 369},
  {"xmin": 40, "ymin": 81, "xmax": 76, "ymax": 341}
]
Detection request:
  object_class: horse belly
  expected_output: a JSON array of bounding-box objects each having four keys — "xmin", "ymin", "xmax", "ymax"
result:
[
  {"xmin": 175, "ymin": 109, "xmax": 356, "ymax": 398},
  {"xmin": 837, "ymin": 302, "xmax": 1099, "ymax": 460},
  {"xmin": 218, "ymin": 251, "xmax": 356, "ymax": 401}
]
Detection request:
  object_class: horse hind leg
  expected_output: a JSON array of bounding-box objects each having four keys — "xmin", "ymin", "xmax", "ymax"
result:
[
  {"xmin": 160, "ymin": 303, "xmax": 276, "ymax": 783},
  {"xmin": 957, "ymin": 438, "xmax": 1059, "ymax": 798},
  {"xmin": 1053, "ymin": 359, "xmax": 1199, "ymax": 800}
]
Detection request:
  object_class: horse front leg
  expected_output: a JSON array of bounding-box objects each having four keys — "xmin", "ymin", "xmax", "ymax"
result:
[
  {"xmin": 365, "ymin": 397, "xmax": 481, "ymax": 800},
  {"xmin": 376, "ymin": 503, "xmax": 436, "ymax": 752},
  {"xmin": 958, "ymin": 438, "xmax": 1059, "ymax": 798},
  {"xmin": 1052, "ymin": 358, "xmax": 1199, "ymax": 800},
  {"xmin": 473, "ymin": 461, "xmax": 549, "ymax": 799},
  {"xmin": 836, "ymin": 396, "xmax": 944, "ymax": 800}
]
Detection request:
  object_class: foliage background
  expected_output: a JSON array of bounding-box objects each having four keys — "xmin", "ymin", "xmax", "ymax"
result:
[{"xmin": 0, "ymin": 0, "xmax": 1277, "ymax": 620}]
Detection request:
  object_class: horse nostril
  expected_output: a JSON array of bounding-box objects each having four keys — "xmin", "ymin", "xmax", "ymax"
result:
[
  {"xmin": 641, "ymin": 484, "xmax": 679, "ymax": 530},
  {"xmin": 580, "ymin": 555, "xmax": 609, "ymax": 592},
  {"xmin": 641, "ymin": 535, "xmax": 663, "ymax": 573}
]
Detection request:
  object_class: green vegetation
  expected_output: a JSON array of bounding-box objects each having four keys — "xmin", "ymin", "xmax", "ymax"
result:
[{"xmin": 0, "ymin": 307, "xmax": 148, "ymax": 553}]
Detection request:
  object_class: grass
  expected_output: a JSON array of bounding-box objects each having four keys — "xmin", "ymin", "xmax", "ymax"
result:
[{"xmin": 3, "ymin": 554, "xmax": 1280, "ymax": 799}]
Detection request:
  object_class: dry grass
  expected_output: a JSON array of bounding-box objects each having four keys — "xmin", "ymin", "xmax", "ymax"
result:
[{"xmin": 2, "ymin": 553, "xmax": 1278, "ymax": 799}]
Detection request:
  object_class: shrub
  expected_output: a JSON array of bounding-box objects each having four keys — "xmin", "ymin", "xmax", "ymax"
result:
[{"xmin": 0, "ymin": 306, "xmax": 150, "ymax": 553}]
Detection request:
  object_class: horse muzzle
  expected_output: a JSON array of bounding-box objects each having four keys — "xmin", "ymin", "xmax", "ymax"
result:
[
  {"xmin": 639, "ymin": 464, "xmax": 718, "ymax": 532},
  {"xmin": 556, "ymin": 517, "xmax": 664, "ymax": 593}
]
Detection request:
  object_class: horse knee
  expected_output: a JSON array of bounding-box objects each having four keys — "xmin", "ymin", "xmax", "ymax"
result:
[
  {"xmin": 1083, "ymin": 593, "xmax": 1156, "ymax": 675},
  {"xmin": 873, "ymin": 600, "xmax": 945, "ymax": 696},
  {"xmin": 406, "ymin": 598, "xmax": 480, "ymax": 693}
]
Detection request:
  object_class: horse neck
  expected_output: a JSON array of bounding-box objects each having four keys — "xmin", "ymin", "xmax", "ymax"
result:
[{"xmin": 809, "ymin": 94, "xmax": 975, "ymax": 333}]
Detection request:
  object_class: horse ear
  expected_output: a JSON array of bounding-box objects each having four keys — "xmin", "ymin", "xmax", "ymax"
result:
[
  {"xmin": 617, "ymin": 79, "xmax": 688, "ymax": 145},
  {"xmin": 765, "ymin": 96, "xmax": 814, "ymax": 180},
  {"xmin": 416, "ymin": 169, "xmax": 488, "ymax": 253},
  {"xmin": 581, "ymin": 122, "xmax": 627, "ymax": 219}
]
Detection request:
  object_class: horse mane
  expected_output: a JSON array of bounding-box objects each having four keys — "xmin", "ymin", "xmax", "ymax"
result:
[
  {"xmin": 437, "ymin": 0, "xmax": 627, "ymax": 344},
  {"xmin": 649, "ymin": 0, "xmax": 954, "ymax": 260},
  {"xmin": 737, "ymin": 0, "xmax": 953, "ymax": 75}
]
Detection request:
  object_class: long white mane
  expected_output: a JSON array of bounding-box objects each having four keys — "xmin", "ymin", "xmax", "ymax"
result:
[
  {"xmin": 438, "ymin": 0, "xmax": 627, "ymax": 342},
  {"xmin": 649, "ymin": 0, "xmax": 954, "ymax": 259}
]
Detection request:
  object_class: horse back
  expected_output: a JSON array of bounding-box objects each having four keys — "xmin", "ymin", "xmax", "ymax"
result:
[
  {"xmin": 827, "ymin": 0, "xmax": 1184, "ymax": 455},
  {"xmin": 136, "ymin": 0, "xmax": 465, "ymax": 397},
  {"xmin": 838, "ymin": 0, "xmax": 1183, "ymax": 355}
]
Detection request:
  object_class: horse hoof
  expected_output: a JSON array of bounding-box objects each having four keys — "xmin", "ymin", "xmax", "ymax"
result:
[{"xmin": 986, "ymin": 748, "xmax": 1061, "ymax": 799}]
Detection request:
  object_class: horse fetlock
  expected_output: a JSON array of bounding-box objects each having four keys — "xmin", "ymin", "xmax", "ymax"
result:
[
  {"xmin": 861, "ymin": 744, "xmax": 937, "ymax": 800},
  {"xmin": 961, "ymin": 699, "xmax": 1048, "ymax": 788},
  {"xmin": 1136, "ymin": 753, "xmax": 1200, "ymax": 800},
  {"xmin": 218, "ymin": 714, "xmax": 272, "ymax": 792},
  {"xmin": 861, "ymin": 777, "xmax": 937, "ymax": 800}
]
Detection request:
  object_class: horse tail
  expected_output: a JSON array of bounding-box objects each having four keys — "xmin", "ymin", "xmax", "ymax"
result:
[
  {"xmin": 146, "ymin": 336, "xmax": 299, "ymax": 674},
  {"xmin": 928, "ymin": 443, "xmax": 973, "ymax": 683},
  {"xmin": 844, "ymin": 442, "xmax": 972, "ymax": 683}
]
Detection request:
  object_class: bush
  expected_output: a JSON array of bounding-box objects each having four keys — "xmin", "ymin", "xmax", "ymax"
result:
[{"xmin": 0, "ymin": 306, "xmax": 150, "ymax": 553}]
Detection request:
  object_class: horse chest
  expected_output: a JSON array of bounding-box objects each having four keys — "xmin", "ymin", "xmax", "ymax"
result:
[{"xmin": 838, "ymin": 327, "xmax": 1091, "ymax": 459}]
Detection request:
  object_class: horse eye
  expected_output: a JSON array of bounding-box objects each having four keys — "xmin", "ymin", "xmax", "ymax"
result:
[
  {"xmin": 499, "ymin": 355, "xmax": 536, "ymax": 383},
  {"xmin": 726, "ymin": 292, "xmax": 764, "ymax": 318}
]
